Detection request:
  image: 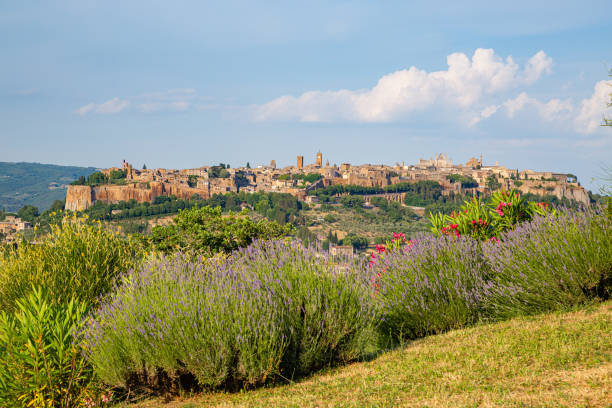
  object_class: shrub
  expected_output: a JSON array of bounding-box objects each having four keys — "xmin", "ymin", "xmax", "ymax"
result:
[
  {"xmin": 145, "ymin": 206, "xmax": 294, "ymax": 256},
  {"xmin": 323, "ymin": 214, "xmax": 337, "ymax": 223},
  {"xmin": 0, "ymin": 216, "xmax": 142, "ymax": 312},
  {"xmin": 429, "ymin": 190, "xmax": 553, "ymax": 241},
  {"xmin": 83, "ymin": 240, "xmax": 374, "ymax": 393},
  {"xmin": 370, "ymin": 234, "xmax": 492, "ymax": 341},
  {"xmin": 482, "ymin": 210, "xmax": 612, "ymax": 318},
  {"xmin": 0, "ymin": 288, "xmax": 100, "ymax": 407}
]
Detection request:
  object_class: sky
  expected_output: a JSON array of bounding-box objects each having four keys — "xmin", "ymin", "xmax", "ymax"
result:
[{"xmin": 1, "ymin": 1, "xmax": 611, "ymax": 191}]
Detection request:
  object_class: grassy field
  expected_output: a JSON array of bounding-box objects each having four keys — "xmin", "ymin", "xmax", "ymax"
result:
[{"xmin": 121, "ymin": 301, "xmax": 612, "ymax": 408}]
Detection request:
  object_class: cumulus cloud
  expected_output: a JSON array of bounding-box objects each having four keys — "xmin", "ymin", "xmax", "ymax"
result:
[
  {"xmin": 76, "ymin": 89, "xmax": 198, "ymax": 115},
  {"xmin": 76, "ymin": 97, "xmax": 130, "ymax": 115},
  {"xmin": 254, "ymin": 48, "xmax": 552, "ymax": 123},
  {"xmin": 467, "ymin": 77, "xmax": 611, "ymax": 135},
  {"xmin": 502, "ymin": 92, "xmax": 573, "ymax": 121},
  {"xmin": 574, "ymin": 80, "xmax": 612, "ymax": 133},
  {"xmin": 523, "ymin": 51, "xmax": 553, "ymax": 84}
]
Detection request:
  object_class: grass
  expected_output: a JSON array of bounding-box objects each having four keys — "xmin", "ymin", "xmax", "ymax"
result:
[{"xmin": 119, "ymin": 301, "xmax": 612, "ymax": 408}]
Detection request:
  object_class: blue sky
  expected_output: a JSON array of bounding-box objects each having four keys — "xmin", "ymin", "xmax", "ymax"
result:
[{"xmin": 1, "ymin": 1, "xmax": 611, "ymax": 191}]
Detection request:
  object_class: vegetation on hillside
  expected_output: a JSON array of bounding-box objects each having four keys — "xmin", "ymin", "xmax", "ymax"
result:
[
  {"xmin": 70, "ymin": 169, "xmax": 127, "ymax": 186},
  {"xmin": 0, "ymin": 191, "xmax": 610, "ymax": 406},
  {"xmin": 0, "ymin": 162, "xmax": 96, "ymax": 212},
  {"xmin": 123, "ymin": 302, "xmax": 612, "ymax": 408}
]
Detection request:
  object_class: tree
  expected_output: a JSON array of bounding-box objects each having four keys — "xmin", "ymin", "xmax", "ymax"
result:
[
  {"xmin": 339, "ymin": 195, "xmax": 364, "ymax": 208},
  {"xmin": 143, "ymin": 164, "xmax": 147, "ymax": 169},
  {"xmin": 187, "ymin": 175, "xmax": 198, "ymax": 188},
  {"xmin": 146, "ymin": 206, "xmax": 294, "ymax": 256},
  {"xmin": 342, "ymin": 233, "xmax": 368, "ymax": 251},
  {"xmin": 49, "ymin": 200, "xmax": 65, "ymax": 212},
  {"xmin": 486, "ymin": 173, "xmax": 502, "ymax": 192},
  {"xmin": 246, "ymin": 162, "xmax": 251, "ymax": 169},
  {"xmin": 17, "ymin": 205, "xmax": 39, "ymax": 222}
]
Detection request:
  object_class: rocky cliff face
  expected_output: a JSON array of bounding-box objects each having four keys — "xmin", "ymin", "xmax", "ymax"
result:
[
  {"xmin": 65, "ymin": 183, "xmax": 210, "ymax": 211},
  {"xmin": 65, "ymin": 185, "xmax": 93, "ymax": 211},
  {"xmin": 516, "ymin": 181, "xmax": 590, "ymax": 205}
]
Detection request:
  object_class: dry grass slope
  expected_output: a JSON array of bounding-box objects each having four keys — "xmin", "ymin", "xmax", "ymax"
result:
[{"xmin": 123, "ymin": 301, "xmax": 612, "ymax": 408}]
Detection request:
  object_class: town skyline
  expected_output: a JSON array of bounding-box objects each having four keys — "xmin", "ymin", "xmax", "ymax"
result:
[{"xmin": 1, "ymin": 1, "xmax": 611, "ymax": 192}]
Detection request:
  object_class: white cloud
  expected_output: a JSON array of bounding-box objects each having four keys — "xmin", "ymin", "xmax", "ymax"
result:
[
  {"xmin": 76, "ymin": 97, "xmax": 130, "ymax": 115},
  {"xmin": 76, "ymin": 89, "xmax": 199, "ymax": 115},
  {"xmin": 500, "ymin": 92, "xmax": 573, "ymax": 122},
  {"xmin": 574, "ymin": 80, "xmax": 612, "ymax": 134},
  {"xmin": 255, "ymin": 48, "xmax": 552, "ymax": 123},
  {"xmin": 523, "ymin": 50, "xmax": 553, "ymax": 84}
]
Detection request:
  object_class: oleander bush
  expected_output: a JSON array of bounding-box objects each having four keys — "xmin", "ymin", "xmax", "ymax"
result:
[
  {"xmin": 428, "ymin": 190, "xmax": 554, "ymax": 241},
  {"xmin": 0, "ymin": 215, "xmax": 142, "ymax": 312},
  {"xmin": 0, "ymin": 288, "xmax": 99, "ymax": 407},
  {"xmin": 483, "ymin": 210, "xmax": 612, "ymax": 318},
  {"xmin": 83, "ymin": 240, "xmax": 375, "ymax": 393}
]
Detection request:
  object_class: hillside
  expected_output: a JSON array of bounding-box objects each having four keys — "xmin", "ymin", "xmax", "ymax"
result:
[
  {"xmin": 0, "ymin": 162, "xmax": 96, "ymax": 212},
  {"xmin": 126, "ymin": 301, "xmax": 612, "ymax": 408}
]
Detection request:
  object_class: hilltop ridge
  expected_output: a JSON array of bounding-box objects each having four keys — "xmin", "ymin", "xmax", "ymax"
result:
[
  {"xmin": 0, "ymin": 162, "xmax": 96, "ymax": 212},
  {"xmin": 64, "ymin": 153, "xmax": 590, "ymax": 212}
]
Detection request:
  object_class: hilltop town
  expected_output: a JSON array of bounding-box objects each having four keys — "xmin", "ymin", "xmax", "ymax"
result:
[{"xmin": 65, "ymin": 153, "xmax": 590, "ymax": 212}]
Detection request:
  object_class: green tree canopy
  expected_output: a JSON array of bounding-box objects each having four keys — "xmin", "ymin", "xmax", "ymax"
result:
[
  {"xmin": 17, "ymin": 205, "xmax": 39, "ymax": 222},
  {"xmin": 145, "ymin": 206, "xmax": 294, "ymax": 256}
]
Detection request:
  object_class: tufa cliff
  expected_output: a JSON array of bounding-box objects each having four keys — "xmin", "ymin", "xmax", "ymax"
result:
[{"xmin": 65, "ymin": 182, "xmax": 210, "ymax": 211}]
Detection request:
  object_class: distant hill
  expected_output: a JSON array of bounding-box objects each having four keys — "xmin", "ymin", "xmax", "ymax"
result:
[{"xmin": 0, "ymin": 162, "xmax": 97, "ymax": 212}]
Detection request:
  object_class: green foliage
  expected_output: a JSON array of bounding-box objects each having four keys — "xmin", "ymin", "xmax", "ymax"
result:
[
  {"xmin": 70, "ymin": 170, "xmax": 126, "ymax": 187},
  {"xmin": 0, "ymin": 288, "xmax": 98, "ymax": 407},
  {"xmin": 187, "ymin": 175, "xmax": 198, "ymax": 188},
  {"xmin": 485, "ymin": 173, "xmax": 502, "ymax": 191},
  {"xmin": 17, "ymin": 205, "xmax": 39, "ymax": 223},
  {"xmin": 0, "ymin": 216, "xmax": 142, "ymax": 313},
  {"xmin": 84, "ymin": 242, "xmax": 374, "ymax": 391},
  {"xmin": 340, "ymin": 195, "xmax": 364, "ymax": 208},
  {"xmin": 292, "ymin": 173, "xmax": 322, "ymax": 184},
  {"xmin": 445, "ymin": 174, "xmax": 478, "ymax": 188},
  {"xmin": 208, "ymin": 165, "xmax": 230, "ymax": 178},
  {"xmin": 371, "ymin": 235, "xmax": 491, "ymax": 341},
  {"xmin": 323, "ymin": 213, "xmax": 337, "ymax": 223},
  {"xmin": 0, "ymin": 162, "xmax": 96, "ymax": 213},
  {"xmin": 342, "ymin": 233, "xmax": 368, "ymax": 251},
  {"xmin": 483, "ymin": 210, "xmax": 612, "ymax": 318},
  {"xmin": 428, "ymin": 190, "xmax": 553, "ymax": 241},
  {"xmin": 145, "ymin": 206, "xmax": 294, "ymax": 256},
  {"xmin": 311, "ymin": 181, "xmax": 442, "ymax": 201},
  {"xmin": 49, "ymin": 200, "xmax": 65, "ymax": 212}
]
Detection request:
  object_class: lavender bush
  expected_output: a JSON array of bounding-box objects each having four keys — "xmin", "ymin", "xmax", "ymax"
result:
[
  {"xmin": 83, "ymin": 240, "xmax": 375, "ymax": 393},
  {"xmin": 370, "ymin": 234, "xmax": 492, "ymax": 341},
  {"xmin": 482, "ymin": 210, "xmax": 612, "ymax": 318}
]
